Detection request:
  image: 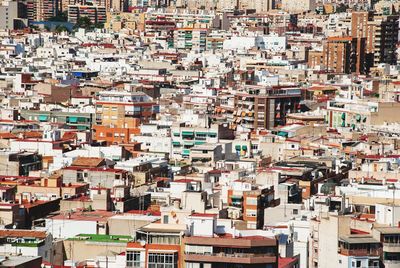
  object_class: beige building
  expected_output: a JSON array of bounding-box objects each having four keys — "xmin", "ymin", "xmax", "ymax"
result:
[{"xmin": 281, "ymin": 0, "xmax": 315, "ymax": 13}]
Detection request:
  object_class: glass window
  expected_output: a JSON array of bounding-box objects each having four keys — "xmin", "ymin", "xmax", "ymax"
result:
[
  {"xmin": 127, "ymin": 251, "xmax": 141, "ymax": 267},
  {"xmin": 148, "ymin": 253, "xmax": 177, "ymax": 268}
]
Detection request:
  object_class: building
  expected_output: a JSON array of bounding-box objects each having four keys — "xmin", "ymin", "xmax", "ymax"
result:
[
  {"xmin": 68, "ymin": 5, "xmax": 107, "ymax": 25},
  {"xmin": 281, "ymin": 0, "xmax": 315, "ymax": 14},
  {"xmin": 323, "ymin": 37, "xmax": 359, "ymax": 74},
  {"xmin": 0, "ymin": 1, "xmax": 25, "ymax": 30},
  {"xmin": 183, "ymin": 214, "xmax": 279, "ymax": 268},
  {"xmin": 369, "ymin": 14, "xmax": 399, "ymax": 67},
  {"xmin": 351, "ymin": 11, "xmax": 374, "ymax": 73},
  {"xmin": 0, "ymin": 229, "xmax": 53, "ymax": 263},
  {"xmin": 125, "ymin": 223, "xmax": 186, "ymax": 267},
  {"xmin": 227, "ymin": 181, "xmax": 275, "ymax": 229},
  {"xmin": 223, "ymin": 86, "xmax": 302, "ymax": 130},
  {"xmin": 173, "ymin": 28, "xmax": 208, "ymax": 52},
  {"xmin": 0, "ymin": 152, "xmax": 42, "ymax": 176},
  {"xmin": 27, "ymin": 0, "xmax": 61, "ymax": 22},
  {"xmin": 0, "ymin": 255, "xmax": 42, "ymax": 267},
  {"xmin": 93, "ymin": 91, "xmax": 159, "ymax": 145}
]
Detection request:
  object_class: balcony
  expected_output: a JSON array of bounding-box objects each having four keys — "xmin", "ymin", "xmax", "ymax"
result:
[
  {"xmin": 384, "ymin": 260, "xmax": 400, "ymax": 268},
  {"xmin": 184, "ymin": 252, "xmax": 276, "ymax": 264},
  {"xmin": 383, "ymin": 243, "xmax": 400, "ymax": 253},
  {"xmin": 338, "ymin": 248, "xmax": 381, "ymax": 257}
]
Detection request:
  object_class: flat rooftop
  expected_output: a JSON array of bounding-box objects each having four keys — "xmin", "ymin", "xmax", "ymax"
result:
[{"xmin": 67, "ymin": 233, "xmax": 133, "ymax": 243}]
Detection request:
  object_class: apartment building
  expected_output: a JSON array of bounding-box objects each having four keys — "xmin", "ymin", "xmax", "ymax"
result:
[
  {"xmin": 68, "ymin": 5, "xmax": 107, "ymax": 24},
  {"xmin": 93, "ymin": 91, "xmax": 159, "ymax": 144},
  {"xmin": 223, "ymin": 86, "xmax": 302, "ymax": 130},
  {"xmin": 27, "ymin": 0, "xmax": 61, "ymax": 21},
  {"xmin": 184, "ymin": 214, "xmax": 279, "ymax": 268},
  {"xmin": 323, "ymin": 37, "xmax": 359, "ymax": 74},
  {"xmin": 173, "ymin": 28, "xmax": 208, "ymax": 52}
]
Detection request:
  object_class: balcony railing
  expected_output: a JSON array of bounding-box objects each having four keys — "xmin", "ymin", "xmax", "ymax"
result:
[
  {"xmin": 184, "ymin": 252, "xmax": 276, "ymax": 264},
  {"xmin": 338, "ymin": 248, "xmax": 381, "ymax": 256}
]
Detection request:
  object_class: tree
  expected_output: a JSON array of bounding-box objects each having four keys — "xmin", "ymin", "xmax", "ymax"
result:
[
  {"xmin": 55, "ymin": 24, "xmax": 70, "ymax": 33},
  {"xmin": 336, "ymin": 4, "xmax": 349, "ymax": 13},
  {"xmin": 94, "ymin": 23, "xmax": 104, "ymax": 29},
  {"xmin": 49, "ymin": 11, "xmax": 68, "ymax": 22},
  {"xmin": 74, "ymin": 16, "xmax": 92, "ymax": 30}
]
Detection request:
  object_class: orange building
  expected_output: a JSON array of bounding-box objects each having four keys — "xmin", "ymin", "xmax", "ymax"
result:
[
  {"xmin": 126, "ymin": 224, "xmax": 185, "ymax": 268},
  {"xmin": 323, "ymin": 36, "xmax": 359, "ymax": 74},
  {"xmin": 93, "ymin": 91, "xmax": 159, "ymax": 145},
  {"xmin": 228, "ymin": 184, "xmax": 275, "ymax": 229}
]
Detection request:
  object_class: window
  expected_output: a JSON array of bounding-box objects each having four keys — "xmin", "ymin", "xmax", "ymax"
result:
[
  {"xmin": 293, "ymin": 209, "xmax": 298, "ymax": 215},
  {"xmin": 246, "ymin": 209, "xmax": 257, "ymax": 217},
  {"xmin": 148, "ymin": 252, "xmax": 177, "ymax": 268},
  {"xmin": 127, "ymin": 251, "xmax": 141, "ymax": 267},
  {"xmin": 246, "ymin": 197, "xmax": 258, "ymax": 205},
  {"xmin": 163, "ymin": 215, "xmax": 169, "ymax": 224}
]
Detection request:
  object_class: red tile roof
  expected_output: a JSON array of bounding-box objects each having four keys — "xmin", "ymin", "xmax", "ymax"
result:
[{"xmin": 0, "ymin": 229, "xmax": 47, "ymax": 239}]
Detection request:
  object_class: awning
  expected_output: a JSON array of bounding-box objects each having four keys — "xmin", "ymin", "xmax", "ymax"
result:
[
  {"xmin": 182, "ymin": 131, "xmax": 194, "ymax": 135},
  {"xmin": 195, "ymin": 141, "xmax": 205, "ymax": 145},
  {"xmin": 172, "ymin": 141, "xmax": 180, "ymax": 146},
  {"xmin": 69, "ymin": 117, "xmax": 78, "ymax": 123},
  {"xmin": 77, "ymin": 117, "xmax": 86, "ymax": 123},
  {"xmin": 242, "ymin": 145, "xmax": 248, "ymax": 151},
  {"xmin": 196, "ymin": 132, "xmax": 208, "ymax": 136},
  {"xmin": 341, "ymin": 113, "xmax": 346, "ymax": 120},
  {"xmin": 38, "ymin": 115, "xmax": 48, "ymax": 122},
  {"xmin": 235, "ymin": 145, "xmax": 241, "ymax": 150},
  {"xmin": 277, "ymin": 131, "xmax": 288, "ymax": 137},
  {"xmin": 184, "ymin": 141, "xmax": 194, "ymax": 146}
]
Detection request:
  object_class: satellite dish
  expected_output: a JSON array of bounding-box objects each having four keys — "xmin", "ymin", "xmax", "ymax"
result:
[
  {"xmin": 13, "ymin": 225, "xmax": 16, "ymax": 229},
  {"xmin": 140, "ymin": 240, "xmax": 146, "ymax": 247}
]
